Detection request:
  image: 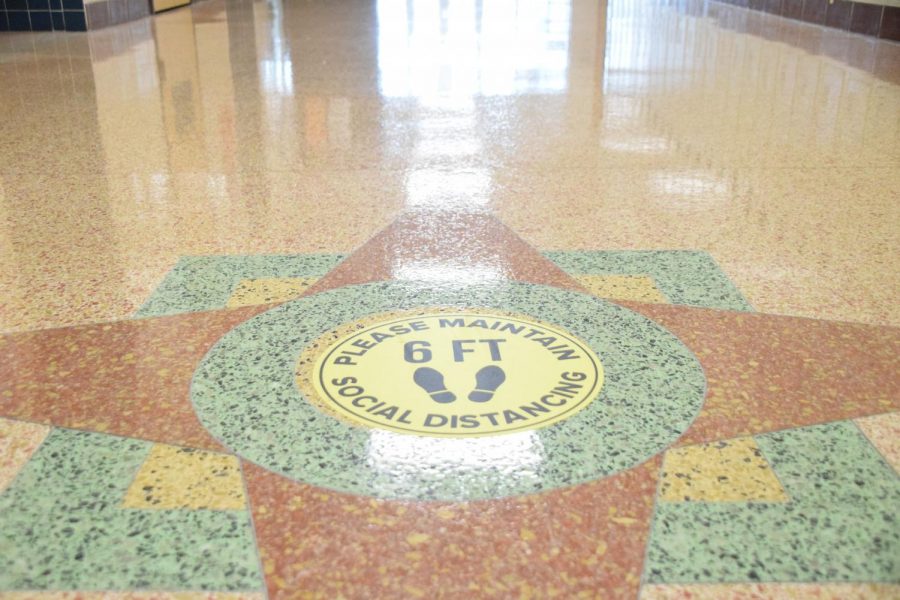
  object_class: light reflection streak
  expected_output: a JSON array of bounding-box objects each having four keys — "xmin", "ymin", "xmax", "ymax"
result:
[
  {"xmin": 392, "ymin": 257, "xmax": 504, "ymax": 284},
  {"xmin": 404, "ymin": 169, "xmax": 491, "ymax": 209},
  {"xmin": 377, "ymin": 0, "xmax": 572, "ymax": 99},
  {"xmin": 378, "ymin": 0, "xmax": 574, "ymax": 212},
  {"xmin": 366, "ymin": 430, "xmax": 545, "ymax": 485},
  {"xmin": 258, "ymin": 0, "xmax": 293, "ymax": 96}
]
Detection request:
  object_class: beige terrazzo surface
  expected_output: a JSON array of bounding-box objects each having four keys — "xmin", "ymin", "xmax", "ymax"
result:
[{"xmin": 1, "ymin": 0, "xmax": 899, "ymax": 331}]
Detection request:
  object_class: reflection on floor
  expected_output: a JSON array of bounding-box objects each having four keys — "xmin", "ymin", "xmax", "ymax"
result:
[{"xmin": 1, "ymin": 0, "xmax": 898, "ymax": 597}]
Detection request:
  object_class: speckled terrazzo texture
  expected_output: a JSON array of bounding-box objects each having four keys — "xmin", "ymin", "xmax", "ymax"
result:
[
  {"xmin": 1, "ymin": 0, "xmax": 898, "ymax": 337},
  {"xmin": 618, "ymin": 302, "xmax": 900, "ymax": 447},
  {"xmin": 646, "ymin": 421, "xmax": 900, "ymax": 583},
  {"xmin": 0, "ymin": 305, "xmax": 269, "ymax": 451},
  {"xmin": 225, "ymin": 277, "xmax": 319, "ymax": 309},
  {"xmin": 138, "ymin": 249, "xmax": 749, "ymax": 318},
  {"xmin": 192, "ymin": 281, "xmax": 706, "ymax": 501},
  {"xmin": 2, "ymin": 0, "xmax": 900, "ymax": 594},
  {"xmin": 0, "ymin": 418, "xmax": 50, "ymax": 493},
  {"xmin": 659, "ymin": 437, "xmax": 788, "ymax": 503},
  {"xmin": 245, "ymin": 458, "xmax": 661, "ymax": 598},
  {"xmin": 3, "ymin": 202, "xmax": 899, "ymax": 595},
  {"xmin": 0, "ymin": 594, "xmax": 266, "ymax": 600},
  {"xmin": 576, "ymin": 274, "xmax": 670, "ymax": 304},
  {"xmin": 640, "ymin": 583, "xmax": 900, "ymax": 599},
  {"xmin": 0, "ymin": 428, "xmax": 262, "ymax": 591},
  {"xmin": 121, "ymin": 445, "xmax": 246, "ymax": 510},
  {"xmin": 545, "ymin": 250, "xmax": 753, "ymax": 311},
  {"xmin": 855, "ymin": 412, "xmax": 900, "ymax": 474},
  {"xmin": 299, "ymin": 211, "xmax": 586, "ymax": 295},
  {"xmin": 135, "ymin": 254, "xmax": 345, "ymax": 318}
]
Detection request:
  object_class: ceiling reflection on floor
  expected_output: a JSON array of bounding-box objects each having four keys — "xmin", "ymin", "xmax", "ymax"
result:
[{"xmin": 377, "ymin": 0, "xmax": 572, "ymax": 100}]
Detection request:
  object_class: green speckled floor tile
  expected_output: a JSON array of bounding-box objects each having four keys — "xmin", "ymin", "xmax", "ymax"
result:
[
  {"xmin": 544, "ymin": 250, "xmax": 753, "ymax": 311},
  {"xmin": 0, "ymin": 428, "xmax": 262, "ymax": 591},
  {"xmin": 136, "ymin": 254, "xmax": 346, "ymax": 317},
  {"xmin": 645, "ymin": 421, "xmax": 900, "ymax": 583}
]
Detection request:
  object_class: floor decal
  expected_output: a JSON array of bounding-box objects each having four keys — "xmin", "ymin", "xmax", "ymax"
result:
[{"xmin": 308, "ymin": 311, "xmax": 603, "ymax": 436}]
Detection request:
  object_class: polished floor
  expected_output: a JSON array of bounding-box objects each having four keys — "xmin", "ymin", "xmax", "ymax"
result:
[{"xmin": 1, "ymin": 0, "xmax": 899, "ymax": 597}]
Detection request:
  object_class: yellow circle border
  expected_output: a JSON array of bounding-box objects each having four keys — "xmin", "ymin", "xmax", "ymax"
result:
[{"xmin": 305, "ymin": 310, "xmax": 604, "ymax": 437}]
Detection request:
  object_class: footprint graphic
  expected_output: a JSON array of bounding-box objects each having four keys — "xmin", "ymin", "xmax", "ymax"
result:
[
  {"xmin": 468, "ymin": 365, "xmax": 506, "ymax": 403},
  {"xmin": 413, "ymin": 367, "xmax": 457, "ymax": 404}
]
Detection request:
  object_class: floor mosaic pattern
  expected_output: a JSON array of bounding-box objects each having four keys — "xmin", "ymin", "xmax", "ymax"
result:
[
  {"xmin": 2, "ymin": 212, "xmax": 897, "ymax": 597},
  {"xmin": 1, "ymin": 0, "xmax": 899, "ymax": 596}
]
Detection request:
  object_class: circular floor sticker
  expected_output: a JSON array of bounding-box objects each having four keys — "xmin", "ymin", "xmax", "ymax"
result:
[
  {"xmin": 191, "ymin": 281, "xmax": 706, "ymax": 502},
  {"xmin": 309, "ymin": 312, "xmax": 603, "ymax": 437}
]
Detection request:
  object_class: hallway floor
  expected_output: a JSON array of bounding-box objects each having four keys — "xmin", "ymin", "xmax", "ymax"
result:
[{"xmin": 1, "ymin": 0, "xmax": 898, "ymax": 597}]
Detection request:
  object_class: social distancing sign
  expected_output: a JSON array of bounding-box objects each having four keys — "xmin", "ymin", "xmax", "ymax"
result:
[{"xmin": 307, "ymin": 312, "xmax": 604, "ymax": 436}]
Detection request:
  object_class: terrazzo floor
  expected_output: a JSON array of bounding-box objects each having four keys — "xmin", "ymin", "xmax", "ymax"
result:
[{"xmin": 1, "ymin": 0, "xmax": 899, "ymax": 598}]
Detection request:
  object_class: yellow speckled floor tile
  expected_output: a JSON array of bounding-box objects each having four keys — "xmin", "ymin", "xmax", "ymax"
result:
[
  {"xmin": 122, "ymin": 444, "xmax": 246, "ymax": 511},
  {"xmin": 640, "ymin": 583, "xmax": 900, "ymax": 599},
  {"xmin": 855, "ymin": 412, "xmax": 900, "ymax": 474},
  {"xmin": 0, "ymin": 418, "xmax": 50, "ymax": 493},
  {"xmin": 659, "ymin": 437, "xmax": 788, "ymax": 503},
  {"xmin": 226, "ymin": 277, "xmax": 319, "ymax": 309},
  {"xmin": 575, "ymin": 274, "xmax": 668, "ymax": 303}
]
